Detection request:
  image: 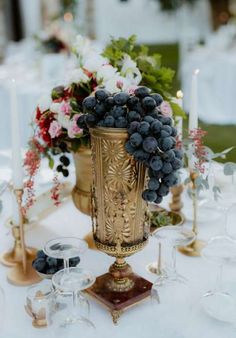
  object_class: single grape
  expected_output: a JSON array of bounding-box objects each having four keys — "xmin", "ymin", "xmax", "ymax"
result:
[
  {"xmin": 157, "ymin": 183, "xmax": 169, "ymax": 197},
  {"xmin": 160, "ymin": 125, "xmax": 172, "ymax": 137},
  {"xmin": 148, "ymin": 178, "xmax": 160, "ymax": 190},
  {"xmin": 173, "ymin": 149, "xmax": 184, "ymax": 160},
  {"xmin": 62, "ymin": 169, "xmax": 69, "ymax": 177},
  {"xmin": 171, "ymin": 158, "xmax": 182, "ymax": 170},
  {"xmin": 115, "ymin": 117, "xmax": 128, "ymax": 128},
  {"xmin": 161, "ymin": 162, "xmax": 173, "ymax": 174},
  {"xmin": 142, "ymin": 96, "xmax": 157, "ymax": 111},
  {"xmin": 143, "ymin": 116, "xmax": 155, "ymax": 124},
  {"xmin": 142, "ymin": 189, "xmax": 157, "ymax": 202},
  {"xmin": 162, "ymin": 149, "xmax": 175, "ymax": 162},
  {"xmin": 158, "ymin": 116, "xmax": 172, "ymax": 126},
  {"xmin": 128, "ymin": 121, "xmax": 140, "ymax": 134},
  {"xmin": 159, "ymin": 137, "xmax": 174, "ymax": 151},
  {"xmin": 56, "ymin": 164, "xmax": 63, "ymax": 173},
  {"xmin": 95, "ymin": 102, "xmax": 106, "ymax": 117},
  {"xmin": 154, "ymin": 195, "xmax": 163, "ymax": 204},
  {"xmin": 111, "ymin": 105, "xmax": 126, "ymax": 118},
  {"xmin": 134, "ymin": 86, "xmax": 151, "ymax": 98},
  {"xmin": 137, "ymin": 121, "xmax": 150, "ymax": 136},
  {"xmin": 37, "ymin": 250, "xmax": 46, "ymax": 259},
  {"xmin": 32, "ymin": 258, "xmax": 47, "ymax": 273},
  {"xmin": 82, "ymin": 96, "xmax": 97, "ymax": 110},
  {"xmin": 95, "ymin": 89, "xmax": 110, "ymax": 101},
  {"xmin": 151, "ymin": 93, "xmax": 163, "ymax": 106},
  {"xmin": 127, "ymin": 111, "xmax": 141, "ymax": 122},
  {"xmin": 127, "ymin": 96, "xmax": 140, "ymax": 109},
  {"xmin": 133, "ymin": 149, "xmax": 150, "ymax": 162},
  {"xmin": 77, "ymin": 115, "xmax": 87, "ymax": 129},
  {"xmin": 104, "ymin": 96, "xmax": 114, "ymax": 109},
  {"xmin": 150, "ymin": 156, "xmax": 163, "ymax": 171},
  {"xmin": 113, "ymin": 92, "xmax": 130, "ymax": 105},
  {"xmin": 151, "ymin": 120, "xmax": 162, "ymax": 134},
  {"xmin": 163, "ymin": 173, "xmax": 178, "ymax": 187},
  {"xmin": 85, "ymin": 114, "xmax": 97, "ymax": 127},
  {"xmin": 142, "ymin": 137, "xmax": 158, "ymax": 153},
  {"xmin": 104, "ymin": 116, "xmax": 115, "ymax": 127},
  {"xmin": 171, "ymin": 127, "xmax": 178, "ymax": 137},
  {"xmin": 130, "ymin": 132, "xmax": 143, "ymax": 147},
  {"xmin": 125, "ymin": 141, "xmax": 136, "ymax": 155}
]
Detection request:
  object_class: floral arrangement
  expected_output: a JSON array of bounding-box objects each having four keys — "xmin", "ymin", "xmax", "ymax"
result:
[{"xmin": 24, "ymin": 35, "xmax": 184, "ymax": 208}]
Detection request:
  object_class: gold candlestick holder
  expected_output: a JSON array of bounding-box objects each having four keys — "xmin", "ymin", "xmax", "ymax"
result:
[
  {"xmin": 7, "ymin": 189, "xmax": 41, "ymax": 286},
  {"xmin": 178, "ymin": 172, "xmax": 206, "ymax": 257},
  {"xmin": 0, "ymin": 221, "xmax": 37, "ymax": 267},
  {"xmin": 169, "ymin": 184, "xmax": 184, "ymax": 216}
]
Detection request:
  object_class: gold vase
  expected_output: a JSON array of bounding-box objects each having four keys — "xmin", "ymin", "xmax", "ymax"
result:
[
  {"xmin": 72, "ymin": 146, "xmax": 92, "ymax": 215},
  {"xmin": 87, "ymin": 127, "xmax": 152, "ymax": 324}
]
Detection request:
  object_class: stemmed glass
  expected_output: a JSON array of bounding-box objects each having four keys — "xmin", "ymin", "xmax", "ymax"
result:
[
  {"xmin": 151, "ymin": 225, "xmax": 196, "ymax": 304},
  {"xmin": 49, "ymin": 267, "xmax": 96, "ymax": 337},
  {"xmin": 201, "ymin": 234, "xmax": 236, "ymax": 323},
  {"xmin": 44, "ymin": 237, "xmax": 90, "ymax": 317}
]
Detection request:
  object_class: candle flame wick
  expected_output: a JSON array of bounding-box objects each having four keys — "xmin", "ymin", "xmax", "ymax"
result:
[
  {"xmin": 176, "ymin": 90, "xmax": 183, "ymax": 99},
  {"xmin": 11, "ymin": 78, "xmax": 16, "ymax": 83},
  {"xmin": 194, "ymin": 69, "xmax": 200, "ymax": 75}
]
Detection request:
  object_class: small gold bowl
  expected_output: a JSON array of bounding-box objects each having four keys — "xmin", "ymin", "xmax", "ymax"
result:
[{"xmin": 148, "ymin": 206, "xmax": 185, "ymax": 234}]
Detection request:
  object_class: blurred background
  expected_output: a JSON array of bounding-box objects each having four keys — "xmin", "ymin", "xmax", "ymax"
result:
[{"xmin": 0, "ymin": 0, "xmax": 235, "ymax": 161}]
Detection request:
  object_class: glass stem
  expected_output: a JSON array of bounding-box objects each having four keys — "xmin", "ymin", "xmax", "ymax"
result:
[
  {"xmin": 64, "ymin": 258, "xmax": 70, "ymax": 274},
  {"xmin": 215, "ymin": 265, "xmax": 223, "ymax": 292}
]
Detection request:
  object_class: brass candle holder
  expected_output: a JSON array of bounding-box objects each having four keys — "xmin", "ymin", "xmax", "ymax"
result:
[
  {"xmin": 169, "ymin": 184, "xmax": 184, "ymax": 216},
  {"xmin": 178, "ymin": 172, "xmax": 206, "ymax": 257},
  {"xmin": 0, "ymin": 221, "xmax": 37, "ymax": 267},
  {"xmin": 7, "ymin": 189, "xmax": 41, "ymax": 286}
]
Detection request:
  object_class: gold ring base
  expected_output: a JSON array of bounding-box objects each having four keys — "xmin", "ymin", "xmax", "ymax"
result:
[
  {"xmin": 0, "ymin": 247, "xmax": 37, "ymax": 267},
  {"xmin": 7, "ymin": 261, "xmax": 42, "ymax": 286},
  {"xmin": 178, "ymin": 239, "xmax": 206, "ymax": 257}
]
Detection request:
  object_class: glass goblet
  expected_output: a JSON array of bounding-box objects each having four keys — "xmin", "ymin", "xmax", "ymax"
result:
[
  {"xmin": 201, "ymin": 235, "xmax": 236, "ymax": 323},
  {"xmin": 44, "ymin": 237, "xmax": 89, "ymax": 316},
  {"xmin": 151, "ymin": 225, "xmax": 196, "ymax": 304},
  {"xmin": 49, "ymin": 267, "xmax": 96, "ymax": 337}
]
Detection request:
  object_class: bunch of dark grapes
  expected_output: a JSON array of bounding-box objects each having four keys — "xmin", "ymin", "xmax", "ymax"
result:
[
  {"xmin": 32, "ymin": 250, "xmax": 80, "ymax": 275},
  {"xmin": 78, "ymin": 86, "xmax": 183, "ymax": 205}
]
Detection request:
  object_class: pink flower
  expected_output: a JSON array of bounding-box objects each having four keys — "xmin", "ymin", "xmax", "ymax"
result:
[
  {"xmin": 159, "ymin": 101, "xmax": 173, "ymax": 117},
  {"xmin": 68, "ymin": 114, "xmax": 83, "ymax": 138},
  {"xmin": 60, "ymin": 101, "xmax": 71, "ymax": 116},
  {"xmin": 127, "ymin": 85, "xmax": 138, "ymax": 95},
  {"xmin": 116, "ymin": 80, "xmax": 123, "ymax": 89},
  {"xmin": 48, "ymin": 120, "xmax": 62, "ymax": 138}
]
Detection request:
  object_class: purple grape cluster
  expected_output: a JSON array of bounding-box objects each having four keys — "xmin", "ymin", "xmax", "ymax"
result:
[
  {"xmin": 78, "ymin": 86, "xmax": 183, "ymax": 204},
  {"xmin": 32, "ymin": 250, "xmax": 80, "ymax": 275}
]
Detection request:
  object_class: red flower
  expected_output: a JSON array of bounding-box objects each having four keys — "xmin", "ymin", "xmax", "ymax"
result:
[{"xmin": 189, "ymin": 128, "xmax": 207, "ymax": 173}]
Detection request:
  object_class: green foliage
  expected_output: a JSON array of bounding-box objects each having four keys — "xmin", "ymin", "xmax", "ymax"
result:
[{"xmin": 103, "ymin": 35, "xmax": 185, "ymax": 117}]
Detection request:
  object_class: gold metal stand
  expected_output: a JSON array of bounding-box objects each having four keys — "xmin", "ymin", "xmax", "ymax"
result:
[
  {"xmin": 178, "ymin": 172, "xmax": 206, "ymax": 257},
  {"xmin": 0, "ymin": 221, "xmax": 37, "ymax": 267},
  {"xmin": 169, "ymin": 184, "xmax": 184, "ymax": 214},
  {"xmin": 7, "ymin": 189, "xmax": 41, "ymax": 286}
]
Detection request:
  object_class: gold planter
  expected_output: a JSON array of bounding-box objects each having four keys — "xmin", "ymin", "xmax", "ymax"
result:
[
  {"xmin": 87, "ymin": 127, "xmax": 152, "ymax": 324},
  {"xmin": 72, "ymin": 146, "xmax": 92, "ymax": 215}
]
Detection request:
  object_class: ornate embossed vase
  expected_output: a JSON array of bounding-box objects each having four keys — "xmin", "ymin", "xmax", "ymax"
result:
[
  {"xmin": 71, "ymin": 146, "xmax": 92, "ymax": 215},
  {"xmin": 87, "ymin": 127, "xmax": 152, "ymax": 323}
]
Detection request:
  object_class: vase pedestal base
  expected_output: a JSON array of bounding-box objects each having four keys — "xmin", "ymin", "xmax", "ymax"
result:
[
  {"xmin": 86, "ymin": 272, "xmax": 152, "ymax": 324},
  {"xmin": 178, "ymin": 239, "xmax": 206, "ymax": 257}
]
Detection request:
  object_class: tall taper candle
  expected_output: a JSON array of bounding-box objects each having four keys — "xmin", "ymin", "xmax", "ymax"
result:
[
  {"xmin": 10, "ymin": 78, "xmax": 23, "ymax": 190},
  {"xmin": 189, "ymin": 69, "xmax": 199, "ymax": 131},
  {"xmin": 176, "ymin": 90, "xmax": 183, "ymax": 141}
]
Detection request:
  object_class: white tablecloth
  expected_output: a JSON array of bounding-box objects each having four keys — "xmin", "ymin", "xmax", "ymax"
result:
[{"xmin": 0, "ymin": 165, "xmax": 236, "ymax": 338}]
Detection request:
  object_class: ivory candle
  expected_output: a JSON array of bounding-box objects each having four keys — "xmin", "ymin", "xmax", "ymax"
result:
[
  {"xmin": 10, "ymin": 78, "xmax": 23, "ymax": 189},
  {"xmin": 189, "ymin": 69, "xmax": 199, "ymax": 131}
]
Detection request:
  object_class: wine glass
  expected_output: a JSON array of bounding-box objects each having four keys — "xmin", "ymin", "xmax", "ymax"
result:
[
  {"xmin": 44, "ymin": 237, "xmax": 90, "ymax": 317},
  {"xmin": 201, "ymin": 235, "xmax": 236, "ymax": 323},
  {"xmin": 151, "ymin": 225, "xmax": 196, "ymax": 304},
  {"xmin": 49, "ymin": 267, "xmax": 96, "ymax": 337}
]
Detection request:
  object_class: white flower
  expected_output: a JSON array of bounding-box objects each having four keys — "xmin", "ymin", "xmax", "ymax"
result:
[
  {"xmin": 83, "ymin": 53, "xmax": 108, "ymax": 73},
  {"xmin": 37, "ymin": 94, "xmax": 52, "ymax": 112},
  {"xmin": 57, "ymin": 112, "xmax": 71, "ymax": 129},
  {"xmin": 96, "ymin": 65, "xmax": 118, "ymax": 83},
  {"xmin": 73, "ymin": 35, "xmax": 92, "ymax": 59},
  {"xmin": 48, "ymin": 120, "xmax": 62, "ymax": 138},
  {"xmin": 104, "ymin": 75, "xmax": 131, "ymax": 93},
  {"xmin": 121, "ymin": 54, "xmax": 142, "ymax": 85},
  {"xmin": 50, "ymin": 102, "xmax": 62, "ymax": 114},
  {"xmin": 65, "ymin": 68, "xmax": 90, "ymax": 86}
]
